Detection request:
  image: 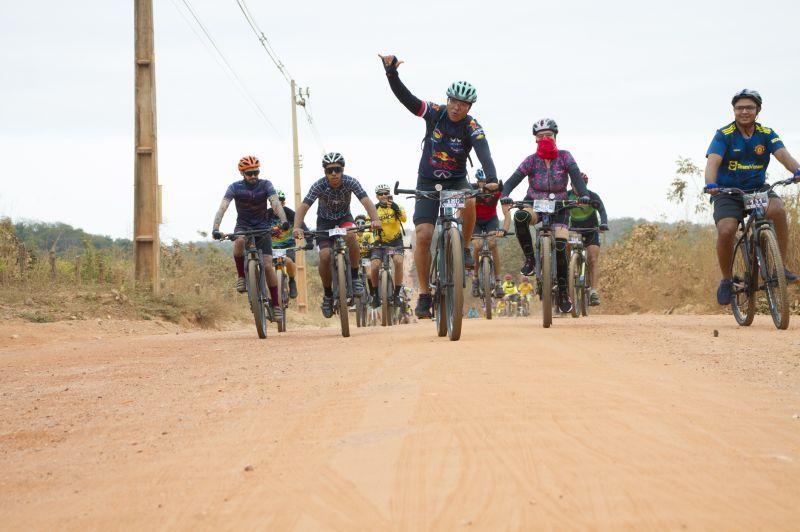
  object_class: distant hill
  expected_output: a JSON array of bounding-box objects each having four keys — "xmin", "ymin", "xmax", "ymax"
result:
[{"xmin": 12, "ymin": 221, "xmax": 132, "ymax": 253}]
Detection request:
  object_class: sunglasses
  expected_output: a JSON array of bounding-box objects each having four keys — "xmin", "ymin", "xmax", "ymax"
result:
[
  {"xmin": 243, "ymin": 169, "xmax": 260, "ymax": 177},
  {"xmin": 325, "ymin": 166, "xmax": 343, "ymax": 175},
  {"xmin": 377, "ymin": 192, "xmax": 389, "ymax": 196}
]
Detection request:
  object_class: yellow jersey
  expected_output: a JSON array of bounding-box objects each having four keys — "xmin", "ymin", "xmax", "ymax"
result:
[
  {"xmin": 518, "ymin": 282, "xmax": 534, "ymax": 296},
  {"xmin": 375, "ymin": 203, "xmax": 406, "ymax": 243},
  {"xmin": 502, "ymin": 281, "xmax": 518, "ymax": 296},
  {"xmin": 358, "ymin": 231, "xmax": 375, "ymax": 257}
]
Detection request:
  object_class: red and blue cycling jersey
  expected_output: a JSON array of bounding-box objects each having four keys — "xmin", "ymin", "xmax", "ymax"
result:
[{"xmin": 224, "ymin": 179, "xmax": 277, "ymax": 228}]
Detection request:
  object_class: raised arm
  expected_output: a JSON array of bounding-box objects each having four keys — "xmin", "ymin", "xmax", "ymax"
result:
[{"xmin": 379, "ymin": 54, "xmax": 425, "ymax": 116}]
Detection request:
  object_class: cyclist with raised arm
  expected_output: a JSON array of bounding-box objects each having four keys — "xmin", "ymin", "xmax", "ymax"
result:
[
  {"xmin": 369, "ymin": 185, "xmax": 407, "ymax": 308},
  {"xmin": 266, "ymin": 189, "xmax": 310, "ymax": 299},
  {"xmin": 704, "ymin": 89, "xmax": 800, "ymax": 305},
  {"xmin": 292, "ymin": 152, "xmax": 382, "ymax": 318},
  {"xmin": 470, "ymin": 168, "xmax": 511, "ymax": 298},
  {"xmin": 568, "ymin": 173, "xmax": 609, "ymax": 306},
  {"xmin": 379, "ymin": 53, "xmax": 498, "ymax": 318},
  {"xmin": 212, "ymin": 155, "xmax": 289, "ymax": 318},
  {"xmin": 501, "ymin": 118, "xmax": 590, "ymax": 314}
]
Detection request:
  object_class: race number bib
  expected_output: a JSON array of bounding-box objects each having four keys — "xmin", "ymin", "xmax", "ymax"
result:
[
  {"xmin": 568, "ymin": 233, "xmax": 582, "ymax": 245},
  {"xmin": 328, "ymin": 227, "xmax": 348, "ymax": 237},
  {"xmin": 272, "ymin": 249, "xmax": 287, "ymax": 258},
  {"xmin": 743, "ymin": 192, "xmax": 768, "ymax": 210},
  {"xmin": 440, "ymin": 190, "xmax": 466, "ymax": 209},
  {"xmin": 533, "ymin": 199, "xmax": 556, "ymax": 213}
]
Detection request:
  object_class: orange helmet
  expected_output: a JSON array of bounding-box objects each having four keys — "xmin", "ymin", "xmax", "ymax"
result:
[{"xmin": 238, "ymin": 155, "xmax": 260, "ymax": 172}]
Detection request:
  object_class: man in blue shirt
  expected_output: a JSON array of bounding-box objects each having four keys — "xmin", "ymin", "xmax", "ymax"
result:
[
  {"xmin": 704, "ymin": 89, "xmax": 800, "ymax": 304},
  {"xmin": 212, "ymin": 155, "xmax": 290, "ymax": 318}
]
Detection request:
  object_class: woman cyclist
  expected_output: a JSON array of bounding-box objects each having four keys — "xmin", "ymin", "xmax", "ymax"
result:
[{"xmin": 501, "ymin": 118, "xmax": 590, "ymax": 314}]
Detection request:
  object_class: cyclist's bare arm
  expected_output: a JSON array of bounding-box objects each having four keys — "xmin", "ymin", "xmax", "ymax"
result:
[
  {"xmin": 213, "ymin": 198, "xmax": 231, "ymax": 231},
  {"xmin": 292, "ymin": 202, "xmax": 311, "ymax": 240},
  {"xmin": 501, "ymin": 203, "xmax": 511, "ymax": 233},
  {"xmin": 773, "ymin": 147, "xmax": 800, "ymax": 174},
  {"xmin": 360, "ymin": 197, "xmax": 382, "ymax": 229},
  {"xmin": 268, "ymin": 194, "xmax": 288, "ymax": 224},
  {"xmin": 704, "ymin": 153, "xmax": 723, "ymax": 186}
]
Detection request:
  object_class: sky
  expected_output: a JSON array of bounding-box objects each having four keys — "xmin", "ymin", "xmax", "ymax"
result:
[{"xmin": 2, "ymin": 0, "xmax": 799, "ymax": 241}]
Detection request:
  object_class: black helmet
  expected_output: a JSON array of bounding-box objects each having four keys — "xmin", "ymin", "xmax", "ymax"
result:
[{"xmin": 731, "ymin": 88, "xmax": 762, "ymax": 107}]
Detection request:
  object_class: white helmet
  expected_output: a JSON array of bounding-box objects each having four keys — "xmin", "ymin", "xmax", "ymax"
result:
[
  {"xmin": 375, "ymin": 183, "xmax": 390, "ymax": 195},
  {"xmin": 532, "ymin": 118, "xmax": 559, "ymax": 135},
  {"xmin": 322, "ymin": 152, "xmax": 345, "ymax": 167}
]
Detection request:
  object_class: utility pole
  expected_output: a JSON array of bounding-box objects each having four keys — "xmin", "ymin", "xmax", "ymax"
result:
[
  {"xmin": 134, "ymin": 0, "xmax": 161, "ymax": 294},
  {"xmin": 291, "ymin": 80, "xmax": 309, "ymax": 312}
]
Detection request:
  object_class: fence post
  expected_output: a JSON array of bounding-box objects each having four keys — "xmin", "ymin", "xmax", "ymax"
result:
[
  {"xmin": 75, "ymin": 255, "xmax": 82, "ymax": 285},
  {"xmin": 49, "ymin": 251, "xmax": 56, "ymax": 282}
]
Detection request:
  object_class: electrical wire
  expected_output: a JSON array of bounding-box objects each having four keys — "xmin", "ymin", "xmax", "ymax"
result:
[{"xmin": 172, "ymin": 0, "xmax": 282, "ymax": 137}]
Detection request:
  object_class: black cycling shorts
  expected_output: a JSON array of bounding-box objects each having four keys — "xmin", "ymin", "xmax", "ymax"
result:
[
  {"xmin": 711, "ymin": 185, "xmax": 779, "ymax": 224},
  {"xmin": 412, "ymin": 177, "xmax": 470, "ymax": 226},
  {"xmin": 234, "ymin": 223, "xmax": 272, "ymax": 255},
  {"xmin": 475, "ymin": 216, "xmax": 500, "ymax": 234},
  {"xmin": 369, "ymin": 236, "xmax": 404, "ymax": 261},
  {"xmin": 570, "ymin": 218, "xmax": 600, "ymax": 247},
  {"xmin": 315, "ymin": 215, "xmax": 355, "ymax": 250}
]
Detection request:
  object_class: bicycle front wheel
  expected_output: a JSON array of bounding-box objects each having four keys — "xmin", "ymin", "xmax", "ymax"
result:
[
  {"xmin": 380, "ymin": 269, "xmax": 392, "ymax": 327},
  {"xmin": 480, "ymin": 257, "xmax": 493, "ymax": 320},
  {"xmin": 568, "ymin": 252, "xmax": 581, "ymax": 318},
  {"xmin": 445, "ymin": 226, "xmax": 464, "ymax": 341},
  {"xmin": 247, "ymin": 259, "xmax": 267, "ymax": 339},
  {"xmin": 731, "ymin": 234, "xmax": 755, "ymax": 326},
  {"xmin": 335, "ymin": 253, "xmax": 350, "ymax": 337},
  {"xmin": 759, "ymin": 228, "xmax": 790, "ymax": 329},
  {"xmin": 276, "ymin": 269, "xmax": 287, "ymax": 333},
  {"xmin": 540, "ymin": 236, "xmax": 553, "ymax": 328}
]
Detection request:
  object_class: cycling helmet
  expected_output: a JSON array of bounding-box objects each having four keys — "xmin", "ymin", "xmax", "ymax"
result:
[
  {"xmin": 375, "ymin": 183, "xmax": 390, "ymax": 194},
  {"xmin": 581, "ymin": 173, "xmax": 589, "ymax": 184},
  {"xmin": 504, "ymin": 274, "xmax": 513, "ymax": 281},
  {"xmin": 354, "ymin": 214, "xmax": 367, "ymax": 225},
  {"xmin": 532, "ymin": 118, "xmax": 558, "ymax": 135},
  {"xmin": 731, "ymin": 88, "xmax": 762, "ymax": 107},
  {"xmin": 475, "ymin": 168, "xmax": 486, "ymax": 182},
  {"xmin": 238, "ymin": 155, "xmax": 260, "ymax": 172},
  {"xmin": 276, "ymin": 189, "xmax": 286, "ymax": 201},
  {"xmin": 322, "ymin": 152, "xmax": 345, "ymax": 167},
  {"xmin": 446, "ymin": 81, "xmax": 477, "ymax": 103}
]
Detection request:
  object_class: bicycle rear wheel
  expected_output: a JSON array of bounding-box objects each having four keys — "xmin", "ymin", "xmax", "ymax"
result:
[
  {"xmin": 759, "ymin": 228, "xmax": 790, "ymax": 329},
  {"xmin": 276, "ymin": 269, "xmax": 287, "ymax": 333},
  {"xmin": 432, "ymin": 246, "xmax": 448, "ymax": 337},
  {"xmin": 480, "ymin": 257, "xmax": 493, "ymax": 320},
  {"xmin": 380, "ymin": 269, "xmax": 392, "ymax": 327},
  {"xmin": 247, "ymin": 259, "xmax": 267, "ymax": 339},
  {"xmin": 568, "ymin": 252, "xmax": 581, "ymax": 318},
  {"xmin": 731, "ymin": 234, "xmax": 756, "ymax": 326},
  {"xmin": 540, "ymin": 236, "xmax": 553, "ymax": 328},
  {"xmin": 445, "ymin": 226, "xmax": 464, "ymax": 341},
  {"xmin": 581, "ymin": 260, "xmax": 590, "ymax": 317},
  {"xmin": 335, "ymin": 253, "xmax": 350, "ymax": 337}
]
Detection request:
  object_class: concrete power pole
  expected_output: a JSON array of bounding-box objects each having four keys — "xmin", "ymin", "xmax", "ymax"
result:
[
  {"xmin": 291, "ymin": 80, "xmax": 309, "ymax": 313},
  {"xmin": 134, "ymin": 0, "xmax": 161, "ymax": 294}
]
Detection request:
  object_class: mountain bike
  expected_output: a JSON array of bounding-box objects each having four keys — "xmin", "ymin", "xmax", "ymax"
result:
[
  {"xmin": 711, "ymin": 178, "xmax": 796, "ymax": 329},
  {"xmin": 272, "ymin": 246, "xmax": 303, "ymax": 333},
  {"xmin": 395, "ymin": 181, "xmax": 482, "ymax": 341},
  {"xmin": 222, "ymin": 229, "xmax": 276, "ymax": 339},
  {"xmin": 509, "ymin": 196, "xmax": 585, "ymax": 329},
  {"xmin": 369, "ymin": 241, "xmax": 413, "ymax": 326},
  {"xmin": 355, "ymin": 248, "xmax": 371, "ymax": 328},
  {"xmin": 567, "ymin": 228, "xmax": 598, "ymax": 318},
  {"xmin": 470, "ymin": 230, "xmax": 514, "ymax": 320},
  {"xmin": 304, "ymin": 227, "xmax": 360, "ymax": 337}
]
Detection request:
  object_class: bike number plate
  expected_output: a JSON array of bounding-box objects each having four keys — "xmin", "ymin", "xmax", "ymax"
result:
[
  {"xmin": 743, "ymin": 192, "xmax": 768, "ymax": 210},
  {"xmin": 569, "ymin": 236, "xmax": 581, "ymax": 245},
  {"xmin": 272, "ymin": 249, "xmax": 287, "ymax": 258},
  {"xmin": 328, "ymin": 227, "xmax": 348, "ymax": 236},
  {"xmin": 533, "ymin": 199, "xmax": 556, "ymax": 213},
  {"xmin": 361, "ymin": 258, "xmax": 371, "ymax": 267},
  {"xmin": 440, "ymin": 190, "xmax": 466, "ymax": 209}
]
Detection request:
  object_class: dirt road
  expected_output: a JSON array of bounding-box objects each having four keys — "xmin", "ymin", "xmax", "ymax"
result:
[{"xmin": 2, "ymin": 315, "xmax": 799, "ymax": 529}]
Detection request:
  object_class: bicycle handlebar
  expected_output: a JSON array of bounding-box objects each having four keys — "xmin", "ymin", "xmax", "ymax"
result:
[
  {"xmin": 394, "ymin": 180, "xmax": 486, "ymax": 200},
  {"xmin": 708, "ymin": 177, "xmax": 797, "ymax": 196},
  {"xmin": 470, "ymin": 231, "xmax": 515, "ymax": 239},
  {"xmin": 221, "ymin": 228, "xmax": 272, "ymax": 241}
]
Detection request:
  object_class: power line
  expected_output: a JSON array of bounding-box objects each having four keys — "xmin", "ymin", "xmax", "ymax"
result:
[
  {"xmin": 171, "ymin": 0, "xmax": 282, "ymax": 137},
  {"xmin": 232, "ymin": 0, "xmax": 325, "ymax": 152}
]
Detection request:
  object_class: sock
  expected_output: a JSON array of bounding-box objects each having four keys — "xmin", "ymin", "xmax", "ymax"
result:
[
  {"xmin": 234, "ymin": 256, "xmax": 245, "ymax": 277},
  {"xmin": 269, "ymin": 285, "xmax": 279, "ymax": 306},
  {"xmin": 324, "ymin": 287, "xmax": 333, "ymax": 297},
  {"xmin": 555, "ymin": 238, "xmax": 568, "ymax": 292},
  {"xmin": 351, "ymin": 267, "xmax": 359, "ymax": 279}
]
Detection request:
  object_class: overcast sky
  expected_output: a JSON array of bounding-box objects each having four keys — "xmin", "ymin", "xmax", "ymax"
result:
[{"xmin": 2, "ymin": 0, "xmax": 799, "ymax": 241}]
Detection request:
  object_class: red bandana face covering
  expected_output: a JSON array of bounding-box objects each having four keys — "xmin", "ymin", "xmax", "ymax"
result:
[{"xmin": 536, "ymin": 137, "xmax": 558, "ymax": 159}]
